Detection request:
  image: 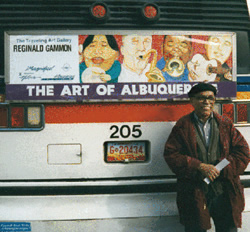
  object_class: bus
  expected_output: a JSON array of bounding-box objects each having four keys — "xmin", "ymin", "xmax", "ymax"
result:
[{"xmin": 0, "ymin": 1, "xmax": 249, "ymax": 231}]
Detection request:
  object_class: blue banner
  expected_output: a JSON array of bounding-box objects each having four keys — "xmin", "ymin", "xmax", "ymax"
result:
[
  {"xmin": 6, "ymin": 82, "xmax": 236, "ymax": 101},
  {"xmin": 0, "ymin": 222, "xmax": 31, "ymax": 232}
]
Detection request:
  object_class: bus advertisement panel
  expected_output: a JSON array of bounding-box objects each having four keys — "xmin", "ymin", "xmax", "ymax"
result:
[{"xmin": 5, "ymin": 31, "xmax": 236, "ymax": 101}]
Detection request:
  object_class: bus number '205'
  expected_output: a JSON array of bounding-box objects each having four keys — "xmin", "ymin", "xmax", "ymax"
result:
[{"xmin": 110, "ymin": 125, "xmax": 142, "ymax": 139}]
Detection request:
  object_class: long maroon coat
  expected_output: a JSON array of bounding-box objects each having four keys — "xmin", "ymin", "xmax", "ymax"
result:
[{"xmin": 164, "ymin": 111, "xmax": 249, "ymax": 230}]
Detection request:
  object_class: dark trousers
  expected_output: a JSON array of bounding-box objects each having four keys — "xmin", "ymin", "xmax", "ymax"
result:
[{"xmin": 184, "ymin": 194, "xmax": 238, "ymax": 232}]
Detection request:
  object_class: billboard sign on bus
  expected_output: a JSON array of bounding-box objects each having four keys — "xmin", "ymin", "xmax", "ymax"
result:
[{"xmin": 5, "ymin": 31, "xmax": 236, "ymax": 101}]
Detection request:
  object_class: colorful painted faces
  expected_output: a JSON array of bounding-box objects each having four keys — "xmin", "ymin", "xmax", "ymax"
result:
[
  {"xmin": 205, "ymin": 35, "xmax": 232, "ymax": 65},
  {"xmin": 187, "ymin": 35, "xmax": 233, "ymax": 82},
  {"xmin": 79, "ymin": 34, "xmax": 233, "ymax": 83},
  {"xmin": 83, "ymin": 35, "xmax": 119, "ymax": 71},
  {"xmin": 121, "ymin": 35, "xmax": 152, "ymax": 75},
  {"xmin": 163, "ymin": 35, "xmax": 193, "ymax": 65}
]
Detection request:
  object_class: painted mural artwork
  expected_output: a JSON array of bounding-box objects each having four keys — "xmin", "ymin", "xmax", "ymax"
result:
[
  {"xmin": 6, "ymin": 32, "xmax": 236, "ymax": 101},
  {"xmin": 78, "ymin": 34, "xmax": 233, "ymax": 83},
  {"xmin": 79, "ymin": 35, "xmax": 121, "ymax": 83}
]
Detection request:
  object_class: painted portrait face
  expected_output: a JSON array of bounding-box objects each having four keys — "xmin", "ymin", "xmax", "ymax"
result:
[
  {"xmin": 206, "ymin": 35, "xmax": 232, "ymax": 65},
  {"xmin": 122, "ymin": 35, "xmax": 152, "ymax": 58},
  {"xmin": 163, "ymin": 35, "xmax": 192, "ymax": 64},
  {"xmin": 83, "ymin": 35, "xmax": 119, "ymax": 71},
  {"xmin": 121, "ymin": 35, "xmax": 152, "ymax": 74}
]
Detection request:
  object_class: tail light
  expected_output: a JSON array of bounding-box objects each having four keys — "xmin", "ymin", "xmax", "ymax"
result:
[
  {"xmin": 27, "ymin": 107, "xmax": 42, "ymax": 127},
  {"xmin": 222, "ymin": 103, "xmax": 235, "ymax": 122},
  {"xmin": 0, "ymin": 107, "xmax": 8, "ymax": 127},
  {"xmin": 90, "ymin": 2, "xmax": 109, "ymax": 22},
  {"xmin": 141, "ymin": 3, "xmax": 160, "ymax": 22},
  {"xmin": 0, "ymin": 104, "xmax": 43, "ymax": 131},
  {"xmin": 11, "ymin": 107, "xmax": 25, "ymax": 127},
  {"xmin": 0, "ymin": 94, "xmax": 4, "ymax": 102},
  {"xmin": 236, "ymin": 103, "xmax": 248, "ymax": 123},
  {"xmin": 220, "ymin": 102, "xmax": 250, "ymax": 125}
]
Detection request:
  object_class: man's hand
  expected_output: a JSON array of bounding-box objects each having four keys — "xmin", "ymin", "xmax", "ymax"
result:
[{"xmin": 198, "ymin": 163, "xmax": 220, "ymax": 182}]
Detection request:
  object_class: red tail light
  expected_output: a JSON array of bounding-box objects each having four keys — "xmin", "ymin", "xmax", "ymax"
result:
[
  {"xmin": 222, "ymin": 103, "xmax": 234, "ymax": 122},
  {"xmin": 11, "ymin": 107, "xmax": 25, "ymax": 127},
  {"xmin": 0, "ymin": 107, "xmax": 8, "ymax": 127},
  {"xmin": 237, "ymin": 103, "xmax": 248, "ymax": 123},
  {"xmin": 0, "ymin": 104, "xmax": 43, "ymax": 130},
  {"xmin": 141, "ymin": 3, "xmax": 160, "ymax": 22},
  {"xmin": 222, "ymin": 102, "xmax": 249, "ymax": 124},
  {"xmin": 92, "ymin": 4, "xmax": 106, "ymax": 18}
]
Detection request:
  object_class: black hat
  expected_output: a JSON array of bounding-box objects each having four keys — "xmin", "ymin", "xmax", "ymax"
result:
[{"xmin": 188, "ymin": 83, "xmax": 217, "ymax": 98}]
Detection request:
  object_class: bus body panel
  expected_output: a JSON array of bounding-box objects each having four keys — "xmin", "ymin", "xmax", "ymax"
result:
[
  {"xmin": 0, "ymin": 122, "xmax": 174, "ymax": 180},
  {"xmin": 0, "ymin": 0, "xmax": 249, "ymax": 231},
  {"xmin": 0, "ymin": 189, "xmax": 250, "ymax": 231}
]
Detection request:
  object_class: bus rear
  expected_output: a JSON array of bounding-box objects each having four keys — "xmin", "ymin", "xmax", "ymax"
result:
[{"xmin": 0, "ymin": 1, "xmax": 250, "ymax": 231}]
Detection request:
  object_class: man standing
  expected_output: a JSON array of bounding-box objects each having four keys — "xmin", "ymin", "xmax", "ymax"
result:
[{"xmin": 164, "ymin": 83, "xmax": 249, "ymax": 232}]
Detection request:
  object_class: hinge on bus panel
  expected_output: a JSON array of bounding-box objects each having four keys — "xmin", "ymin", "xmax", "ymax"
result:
[
  {"xmin": 47, "ymin": 144, "xmax": 82, "ymax": 165},
  {"xmin": 124, "ymin": 158, "xmax": 130, "ymax": 163}
]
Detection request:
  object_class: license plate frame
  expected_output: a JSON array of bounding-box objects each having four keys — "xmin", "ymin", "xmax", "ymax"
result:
[{"xmin": 104, "ymin": 140, "xmax": 150, "ymax": 163}]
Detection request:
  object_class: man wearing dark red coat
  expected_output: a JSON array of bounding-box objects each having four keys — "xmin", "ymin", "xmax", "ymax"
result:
[{"xmin": 164, "ymin": 83, "xmax": 249, "ymax": 232}]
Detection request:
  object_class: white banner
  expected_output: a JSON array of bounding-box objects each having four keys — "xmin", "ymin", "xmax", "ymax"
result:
[{"xmin": 9, "ymin": 35, "xmax": 79, "ymax": 84}]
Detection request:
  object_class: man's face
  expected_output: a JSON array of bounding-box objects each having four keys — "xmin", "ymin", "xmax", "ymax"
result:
[
  {"xmin": 190, "ymin": 91, "xmax": 215, "ymax": 119},
  {"xmin": 206, "ymin": 35, "xmax": 232, "ymax": 65},
  {"xmin": 122, "ymin": 35, "xmax": 152, "ymax": 58},
  {"xmin": 163, "ymin": 36, "xmax": 192, "ymax": 64},
  {"xmin": 121, "ymin": 35, "xmax": 152, "ymax": 73},
  {"xmin": 83, "ymin": 35, "xmax": 118, "ymax": 71}
]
